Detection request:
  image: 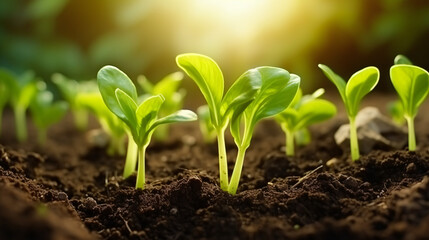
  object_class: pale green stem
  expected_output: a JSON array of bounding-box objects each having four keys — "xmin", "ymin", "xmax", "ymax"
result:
[
  {"xmin": 228, "ymin": 147, "xmax": 247, "ymax": 195},
  {"xmin": 349, "ymin": 117, "xmax": 360, "ymax": 161},
  {"xmin": 135, "ymin": 145, "xmax": 147, "ymax": 189},
  {"xmin": 73, "ymin": 109, "xmax": 88, "ymax": 131},
  {"xmin": 37, "ymin": 128, "xmax": 47, "ymax": 147},
  {"xmin": 405, "ymin": 116, "xmax": 416, "ymax": 151},
  {"xmin": 217, "ymin": 127, "xmax": 229, "ymax": 191},
  {"xmin": 123, "ymin": 133, "xmax": 138, "ymax": 179},
  {"xmin": 14, "ymin": 106, "xmax": 27, "ymax": 142},
  {"xmin": 286, "ymin": 129, "xmax": 295, "ymax": 156}
]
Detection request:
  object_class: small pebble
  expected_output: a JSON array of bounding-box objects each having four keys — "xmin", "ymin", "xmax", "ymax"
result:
[
  {"xmin": 406, "ymin": 162, "xmax": 417, "ymax": 174},
  {"xmin": 182, "ymin": 135, "xmax": 196, "ymax": 146},
  {"xmin": 170, "ymin": 208, "xmax": 178, "ymax": 215},
  {"xmin": 84, "ymin": 197, "xmax": 97, "ymax": 209},
  {"xmin": 58, "ymin": 192, "xmax": 68, "ymax": 201}
]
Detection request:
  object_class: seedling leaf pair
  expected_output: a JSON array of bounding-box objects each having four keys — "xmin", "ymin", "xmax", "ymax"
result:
[
  {"xmin": 390, "ymin": 62, "xmax": 429, "ymax": 151},
  {"xmin": 98, "ymin": 66, "xmax": 197, "ymax": 189},
  {"xmin": 275, "ymin": 88, "xmax": 336, "ymax": 156},
  {"xmin": 319, "ymin": 64, "xmax": 379, "ymax": 161}
]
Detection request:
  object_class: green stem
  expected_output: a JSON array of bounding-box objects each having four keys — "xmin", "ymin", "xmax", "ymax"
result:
[
  {"xmin": 37, "ymin": 128, "xmax": 47, "ymax": 147},
  {"xmin": 349, "ymin": 117, "xmax": 360, "ymax": 161},
  {"xmin": 73, "ymin": 109, "xmax": 88, "ymax": 131},
  {"xmin": 135, "ymin": 145, "xmax": 147, "ymax": 189},
  {"xmin": 406, "ymin": 116, "xmax": 416, "ymax": 151},
  {"xmin": 228, "ymin": 147, "xmax": 246, "ymax": 195},
  {"xmin": 217, "ymin": 127, "xmax": 229, "ymax": 191},
  {"xmin": 123, "ymin": 134, "xmax": 138, "ymax": 179},
  {"xmin": 14, "ymin": 107, "xmax": 27, "ymax": 142},
  {"xmin": 286, "ymin": 129, "xmax": 295, "ymax": 156}
]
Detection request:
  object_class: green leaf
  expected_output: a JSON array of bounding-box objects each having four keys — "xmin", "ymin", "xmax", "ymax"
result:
[
  {"xmin": 390, "ymin": 64, "xmax": 429, "ymax": 118},
  {"xmin": 152, "ymin": 72, "xmax": 184, "ymax": 99},
  {"xmin": 220, "ymin": 68, "xmax": 262, "ymax": 122},
  {"xmin": 176, "ymin": 54, "xmax": 223, "ymax": 126},
  {"xmin": 294, "ymin": 99, "xmax": 337, "ymax": 130},
  {"xmin": 394, "ymin": 54, "xmax": 412, "ymax": 65},
  {"xmin": 249, "ymin": 70, "xmax": 299, "ymax": 122},
  {"xmin": 345, "ymin": 67, "xmax": 379, "ymax": 117},
  {"xmin": 318, "ymin": 64, "xmax": 346, "ymax": 103},
  {"xmin": 97, "ymin": 65, "xmax": 138, "ymax": 119},
  {"xmin": 136, "ymin": 95, "xmax": 165, "ymax": 137},
  {"xmin": 151, "ymin": 110, "xmax": 197, "ymax": 132},
  {"xmin": 115, "ymin": 89, "xmax": 138, "ymax": 130},
  {"xmin": 275, "ymin": 108, "xmax": 298, "ymax": 131}
]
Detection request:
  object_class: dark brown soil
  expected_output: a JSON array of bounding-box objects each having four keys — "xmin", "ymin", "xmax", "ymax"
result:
[{"xmin": 1, "ymin": 93, "xmax": 429, "ymax": 240}]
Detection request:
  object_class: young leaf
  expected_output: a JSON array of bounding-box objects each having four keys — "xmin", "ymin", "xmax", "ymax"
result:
[
  {"xmin": 228, "ymin": 69, "xmax": 300, "ymax": 194},
  {"xmin": 176, "ymin": 53, "xmax": 223, "ymax": 127},
  {"xmin": 177, "ymin": 53, "xmax": 261, "ymax": 192},
  {"xmin": 30, "ymin": 88, "xmax": 68, "ymax": 146},
  {"xmin": 98, "ymin": 65, "xmax": 197, "ymax": 189},
  {"xmin": 319, "ymin": 64, "xmax": 379, "ymax": 161},
  {"xmin": 390, "ymin": 64, "xmax": 429, "ymax": 151},
  {"xmin": 345, "ymin": 67, "xmax": 379, "ymax": 117},
  {"xmin": 197, "ymin": 105, "xmax": 216, "ymax": 143},
  {"xmin": 98, "ymin": 65, "xmax": 138, "ymax": 121},
  {"xmin": 394, "ymin": 54, "xmax": 413, "ymax": 65}
]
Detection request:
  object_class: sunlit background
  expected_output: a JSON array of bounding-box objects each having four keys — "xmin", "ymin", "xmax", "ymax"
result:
[{"xmin": 1, "ymin": 0, "xmax": 429, "ymax": 100}]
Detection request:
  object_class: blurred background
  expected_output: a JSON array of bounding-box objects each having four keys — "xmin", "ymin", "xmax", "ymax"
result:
[{"xmin": 1, "ymin": 0, "xmax": 429, "ymax": 100}]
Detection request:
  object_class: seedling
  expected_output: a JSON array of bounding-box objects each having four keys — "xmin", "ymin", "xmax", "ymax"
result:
[
  {"xmin": 137, "ymin": 72, "xmax": 186, "ymax": 141},
  {"xmin": 177, "ymin": 53, "xmax": 262, "ymax": 191},
  {"xmin": 387, "ymin": 55, "xmax": 413, "ymax": 126},
  {"xmin": 319, "ymin": 64, "xmax": 379, "ymax": 161},
  {"xmin": 228, "ymin": 71, "xmax": 300, "ymax": 194},
  {"xmin": 197, "ymin": 105, "xmax": 216, "ymax": 143},
  {"xmin": 2, "ymin": 70, "xmax": 37, "ymax": 142},
  {"xmin": 30, "ymin": 82, "xmax": 68, "ymax": 146},
  {"xmin": 52, "ymin": 73, "xmax": 91, "ymax": 131},
  {"xmin": 97, "ymin": 65, "xmax": 197, "ymax": 189},
  {"xmin": 390, "ymin": 64, "xmax": 429, "ymax": 151},
  {"xmin": 0, "ymin": 69, "xmax": 13, "ymax": 137},
  {"xmin": 275, "ymin": 88, "xmax": 336, "ymax": 156}
]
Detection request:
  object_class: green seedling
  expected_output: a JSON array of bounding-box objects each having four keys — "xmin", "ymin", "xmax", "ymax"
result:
[
  {"xmin": 387, "ymin": 55, "xmax": 413, "ymax": 126},
  {"xmin": 76, "ymin": 91, "xmax": 138, "ymax": 178},
  {"xmin": 2, "ymin": 70, "xmax": 37, "ymax": 142},
  {"xmin": 0, "ymin": 69, "xmax": 13, "ymax": 137},
  {"xmin": 52, "ymin": 73, "xmax": 91, "ymax": 131},
  {"xmin": 30, "ymin": 82, "xmax": 68, "ymax": 146},
  {"xmin": 228, "ymin": 71, "xmax": 300, "ymax": 194},
  {"xmin": 197, "ymin": 105, "xmax": 216, "ymax": 143},
  {"xmin": 137, "ymin": 72, "xmax": 186, "ymax": 141},
  {"xmin": 390, "ymin": 64, "xmax": 429, "ymax": 151},
  {"xmin": 319, "ymin": 64, "xmax": 379, "ymax": 161},
  {"xmin": 97, "ymin": 65, "xmax": 197, "ymax": 189},
  {"xmin": 275, "ymin": 89, "xmax": 336, "ymax": 156},
  {"xmin": 177, "ymin": 53, "xmax": 262, "ymax": 191}
]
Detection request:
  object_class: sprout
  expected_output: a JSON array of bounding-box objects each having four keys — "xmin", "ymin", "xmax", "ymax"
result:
[
  {"xmin": 0, "ymin": 69, "xmax": 13, "ymax": 137},
  {"xmin": 197, "ymin": 105, "xmax": 216, "ymax": 143},
  {"xmin": 52, "ymin": 73, "xmax": 91, "ymax": 131},
  {"xmin": 387, "ymin": 100, "xmax": 405, "ymax": 125},
  {"xmin": 176, "ymin": 53, "xmax": 261, "ymax": 191},
  {"xmin": 76, "ymin": 91, "xmax": 139, "ymax": 178},
  {"xmin": 2, "ymin": 70, "xmax": 37, "ymax": 142},
  {"xmin": 319, "ymin": 64, "xmax": 379, "ymax": 161},
  {"xmin": 390, "ymin": 64, "xmax": 429, "ymax": 151},
  {"xmin": 137, "ymin": 72, "xmax": 186, "ymax": 141},
  {"xmin": 228, "ymin": 71, "xmax": 300, "ymax": 194},
  {"xmin": 97, "ymin": 65, "xmax": 197, "ymax": 189},
  {"xmin": 30, "ymin": 82, "xmax": 68, "ymax": 146},
  {"xmin": 275, "ymin": 88, "xmax": 336, "ymax": 156}
]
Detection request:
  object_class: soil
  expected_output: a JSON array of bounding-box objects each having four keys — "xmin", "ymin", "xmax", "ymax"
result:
[{"xmin": 1, "ymin": 93, "xmax": 429, "ymax": 240}]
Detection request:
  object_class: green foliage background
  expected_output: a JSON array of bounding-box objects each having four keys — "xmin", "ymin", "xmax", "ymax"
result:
[{"xmin": 1, "ymin": 0, "xmax": 428, "ymax": 95}]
